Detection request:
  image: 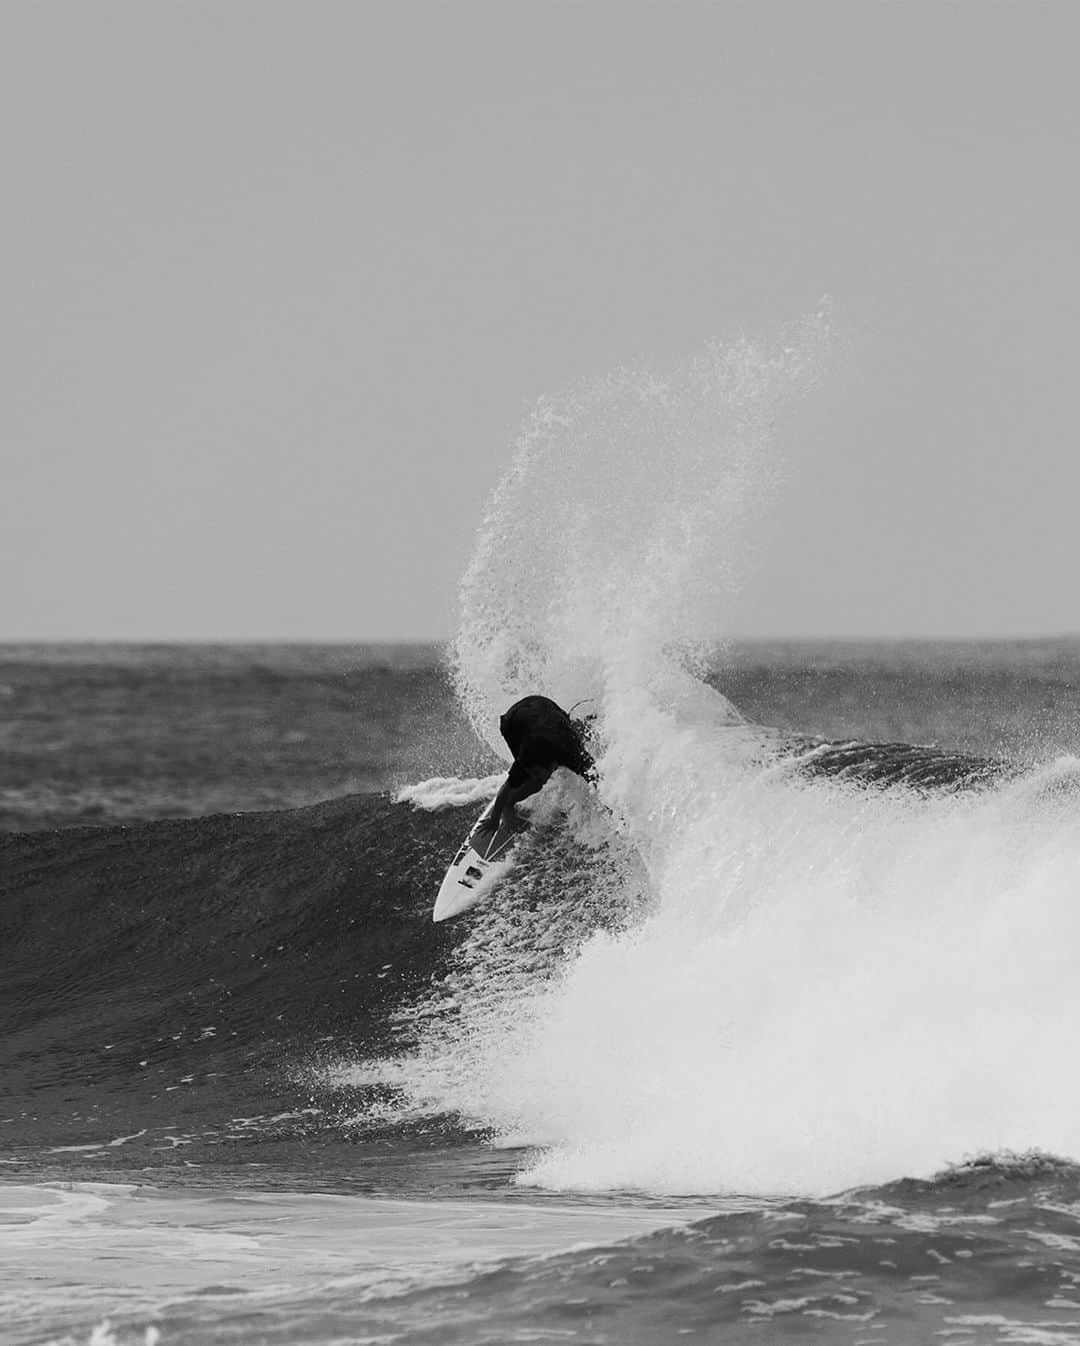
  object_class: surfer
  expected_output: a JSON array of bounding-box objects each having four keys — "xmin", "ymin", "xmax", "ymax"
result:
[{"xmin": 478, "ymin": 695, "xmax": 595, "ymax": 841}]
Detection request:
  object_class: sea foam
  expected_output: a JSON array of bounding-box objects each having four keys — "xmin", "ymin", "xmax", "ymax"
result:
[{"xmin": 391, "ymin": 307, "xmax": 1080, "ymax": 1197}]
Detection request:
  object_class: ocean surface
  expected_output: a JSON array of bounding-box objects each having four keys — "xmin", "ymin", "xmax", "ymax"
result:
[
  {"xmin": 6, "ymin": 316, "xmax": 1080, "ymax": 1343},
  {"xmin": 6, "ymin": 640, "xmax": 1080, "ymax": 1345}
]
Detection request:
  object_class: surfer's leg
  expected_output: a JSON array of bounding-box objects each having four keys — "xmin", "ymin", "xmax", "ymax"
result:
[
  {"xmin": 484, "ymin": 760, "xmax": 553, "ymax": 838},
  {"xmin": 505, "ymin": 760, "xmax": 553, "ymax": 806}
]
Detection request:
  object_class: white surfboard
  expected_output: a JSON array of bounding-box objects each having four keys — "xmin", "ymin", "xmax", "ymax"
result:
[{"xmin": 432, "ymin": 797, "xmax": 530, "ymax": 923}]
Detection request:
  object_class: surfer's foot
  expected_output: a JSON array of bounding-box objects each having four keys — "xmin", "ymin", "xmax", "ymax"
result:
[{"xmin": 473, "ymin": 818, "xmax": 499, "ymax": 846}]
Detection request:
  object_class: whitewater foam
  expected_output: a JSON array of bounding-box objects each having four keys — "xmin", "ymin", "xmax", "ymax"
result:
[
  {"xmin": 395, "ymin": 774, "xmax": 504, "ymax": 812},
  {"xmin": 449, "ymin": 303, "xmax": 837, "ymax": 752},
  {"xmin": 369, "ymin": 308, "xmax": 1080, "ymax": 1198}
]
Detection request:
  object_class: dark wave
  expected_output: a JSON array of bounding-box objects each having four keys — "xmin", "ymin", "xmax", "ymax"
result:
[
  {"xmin": 0, "ymin": 730, "xmax": 1022, "ymax": 1182},
  {"xmin": 792, "ymin": 735, "xmax": 1008, "ymax": 791},
  {"xmin": 8, "ymin": 782, "xmax": 1077, "ymax": 1342},
  {"xmin": 0, "ymin": 794, "xmax": 473, "ymax": 1168},
  {"xmin": 0, "ymin": 731, "xmax": 1010, "ymax": 1094}
]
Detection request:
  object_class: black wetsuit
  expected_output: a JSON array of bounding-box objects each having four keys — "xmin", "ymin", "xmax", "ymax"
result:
[{"xmin": 488, "ymin": 695, "xmax": 595, "ymax": 830}]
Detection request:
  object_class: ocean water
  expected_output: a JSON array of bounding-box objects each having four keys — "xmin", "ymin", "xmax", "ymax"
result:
[{"xmin": 6, "ymin": 311, "xmax": 1080, "ymax": 1343}]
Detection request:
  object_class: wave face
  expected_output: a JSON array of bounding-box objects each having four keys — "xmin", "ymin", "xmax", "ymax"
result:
[
  {"xmin": 344, "ymin": 311, "xmax": 1080, "ymax": 1197},
  {"xmin": 0, "ymin": 794, "xmax": 474, "ymax": 1178},
  {"xmin": 7, "ymin": 788, "xmax": 1080, "ymax": 1342}
]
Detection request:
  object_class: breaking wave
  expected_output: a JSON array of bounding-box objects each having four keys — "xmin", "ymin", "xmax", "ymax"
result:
[{"xmin": 351, "ymin": 308, "xmax": 1080, "ymax": 1196}]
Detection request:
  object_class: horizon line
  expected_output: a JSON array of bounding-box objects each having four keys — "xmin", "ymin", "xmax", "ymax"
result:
[{"xmin": 2, "ymin": 632, "xmax": 1080, "ymax": 646}]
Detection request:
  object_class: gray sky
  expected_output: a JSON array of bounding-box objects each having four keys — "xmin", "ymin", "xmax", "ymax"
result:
[{"xmin": 3, "ymin": 0, "xmax": 1078, "ymax": 640}]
